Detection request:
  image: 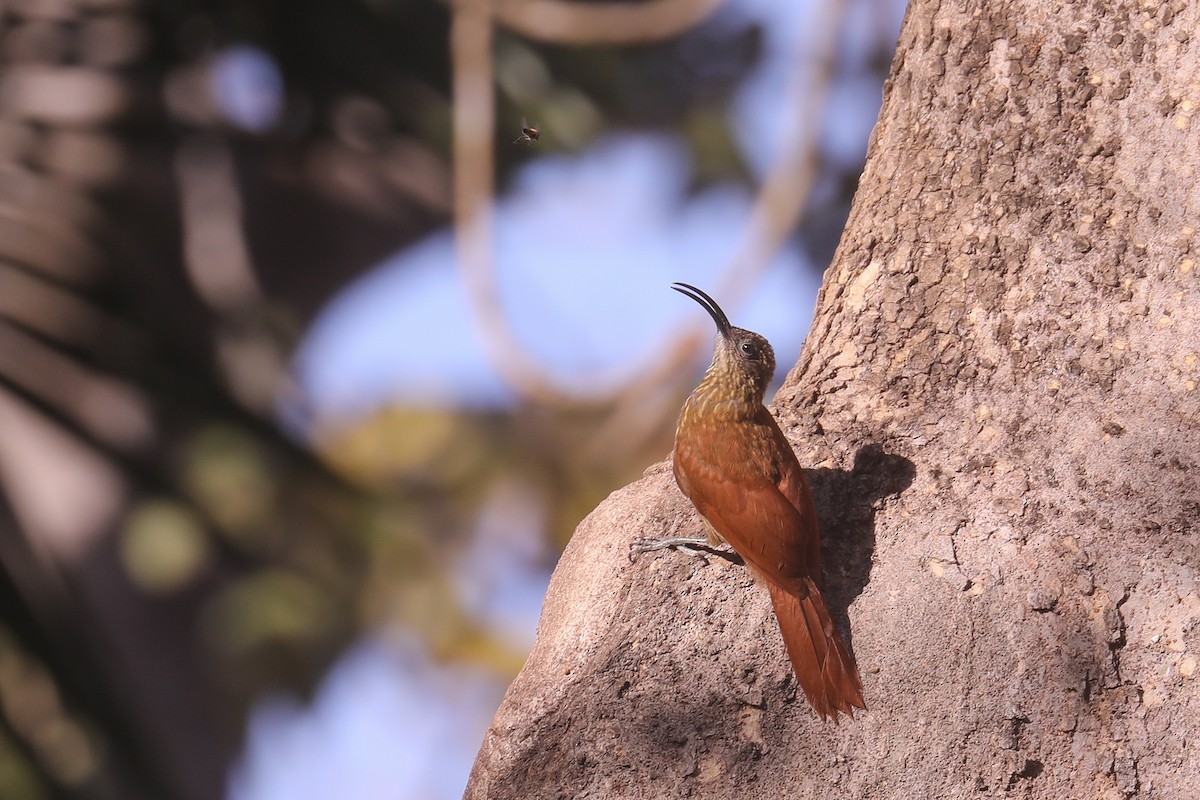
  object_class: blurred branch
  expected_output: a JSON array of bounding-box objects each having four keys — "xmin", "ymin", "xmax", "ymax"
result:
[
  {"xmin": 452, "ymin": 0, "xmax": 848, "ymax": 420},
  {"xmin": 451, "ymin": 0, "xmax": 716, "ymax": 408},
  {"xmin": 175, "ymin": 135, "xmax": 297, "ymax": 414},
  {"xmin": 0, "ymin": 263, "xmax": 147, "ymax": 363},
  {"xmin": 1, "ymin": 3, "xmax": 430, "ymax": 797},
  {"xmin": 584, "ymin": 0, "xmax": 850, "ymax": 458},
  {"xmin": 175, "ymin": 137, "xmax": 263, "ymax": 314},
  {"xmin": 452, "ymin": 1, "xmax": 581, "ymax": 407},
  {"xmin": 0, "ymin": 181, "xmax": 106, "ymax": 288},
  {"xmin": 491, "ymin": 0, "xmax": 726, "ymax": 44},
  {"xmin": 0, "ymin": 319, "xmax": 155, "ymax": 454}
]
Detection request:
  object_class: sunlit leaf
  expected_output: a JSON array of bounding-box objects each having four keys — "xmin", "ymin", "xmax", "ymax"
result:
[{"xmin": 119, "ymin": 499, "xmax": 212, "ymax": 593}]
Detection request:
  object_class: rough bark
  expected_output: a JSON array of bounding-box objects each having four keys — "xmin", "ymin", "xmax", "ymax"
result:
[{"xmin": 466, "ymin": 0, "xmax": 1200, "ymax": 797}]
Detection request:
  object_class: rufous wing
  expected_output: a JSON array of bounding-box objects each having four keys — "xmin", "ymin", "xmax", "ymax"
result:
[
  {"xmin": 674, "ymin": 418, "xmax": 865, "ymax": 720},
  {"xmin": 675, "ymin": 443, "xmax": 816, "ymax": 594}
]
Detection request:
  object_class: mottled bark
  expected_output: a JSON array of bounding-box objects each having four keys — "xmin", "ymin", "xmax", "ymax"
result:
[{"xmin": 467, "ymin": 0, "xmax": 1200, "ymax": 797}]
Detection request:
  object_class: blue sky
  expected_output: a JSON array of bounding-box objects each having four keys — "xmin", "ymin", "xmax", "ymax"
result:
[{"xmin": 229, "ymin": 637, "xmax": 507, "ymax": 800}]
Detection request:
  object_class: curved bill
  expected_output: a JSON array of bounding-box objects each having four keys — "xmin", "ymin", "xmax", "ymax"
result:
[{"xmin": 671, "ymin": 282, "xmax": 731, "ymax": 336}]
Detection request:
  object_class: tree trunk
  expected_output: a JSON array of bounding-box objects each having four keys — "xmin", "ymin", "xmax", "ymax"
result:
[{"xmin": 466, "ymin": 0, "xmax": 1200, "ymax": 797}]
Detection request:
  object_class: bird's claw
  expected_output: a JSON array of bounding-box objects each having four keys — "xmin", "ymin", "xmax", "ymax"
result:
[{"xmin": 629, "ymin": 535, "xmax": 732, "ymax": 563}]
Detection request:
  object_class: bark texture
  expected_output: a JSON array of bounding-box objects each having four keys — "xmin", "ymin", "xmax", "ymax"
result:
[{"xmin": 467, "ymin": 0, "xmax": 1200, "ymax": 797}]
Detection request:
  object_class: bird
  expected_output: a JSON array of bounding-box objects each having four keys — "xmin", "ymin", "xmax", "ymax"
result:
[{"xmin": 633, "ymin": 282, "xmax": 866, "ymax": 721}]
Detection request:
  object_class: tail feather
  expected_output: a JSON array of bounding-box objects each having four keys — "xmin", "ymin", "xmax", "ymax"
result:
[{"xmin": 767, "ymin": 581, "xmax": 865, "ymax": 722}]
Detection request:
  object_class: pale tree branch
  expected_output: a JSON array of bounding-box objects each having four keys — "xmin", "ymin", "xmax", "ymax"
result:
[
  {"xmin": 586, "ymin": 0, "xmax": 852, "ymax": 459},
  {"xmin": 175, "ymin": 137, "xmax": 263, "ymax": 313},
  {"xmin": 452, "ymin": 0, "xmax": 707, "ymax": 409},
  {"xmin": 175, "ymin": 135, "xmax": 299, "ymax": 414},
  {"xmin": 492, "ymin": 0, "xmax": 726, "ymax": 45},
  {"xmin": 450, "ymin": 0, "xmax": 848, "ymax": 417},
  {"xmin": 452, "ymin": 1, "xmax": 583, "ymax": 407}
]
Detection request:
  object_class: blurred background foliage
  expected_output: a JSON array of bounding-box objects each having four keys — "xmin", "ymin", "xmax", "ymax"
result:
[{"xmin": 0, "ymin": 0, "xmax": 902, "ymax": 798}]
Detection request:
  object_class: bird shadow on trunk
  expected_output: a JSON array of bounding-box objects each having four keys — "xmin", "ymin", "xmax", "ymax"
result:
[{"xmin": 806, "ymin": 443, "xmax": 916, "ymax": 651}]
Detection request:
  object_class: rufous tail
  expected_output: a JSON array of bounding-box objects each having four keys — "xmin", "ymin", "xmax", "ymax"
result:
[{"xmin": 767, "ymin": 580, "xmax": 865, "ymax": 722}]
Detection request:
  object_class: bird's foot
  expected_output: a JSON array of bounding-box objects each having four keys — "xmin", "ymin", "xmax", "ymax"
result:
[
  {"xmin": 630, "ymin": 535, "xmax": 709, "ymax": 554},
  {"xmin": 629, "ymin": 536, "xmax": 741, "ymax": 563}
]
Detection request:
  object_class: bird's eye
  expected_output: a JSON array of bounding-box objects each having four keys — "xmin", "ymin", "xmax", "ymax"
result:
[{"xmin": 740, "ymin": 341, "xmax": 757, "ymax": 359}]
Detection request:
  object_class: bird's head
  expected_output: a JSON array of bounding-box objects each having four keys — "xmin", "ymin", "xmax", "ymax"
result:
[{"xmin": 672, "ymin": 282, "xmax": 776, "ymax": 401}]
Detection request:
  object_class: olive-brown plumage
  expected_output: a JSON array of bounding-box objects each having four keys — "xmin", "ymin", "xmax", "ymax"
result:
[{"xmin": 668, "ymin": 282, "xmax": 865, "ymax": 721}]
